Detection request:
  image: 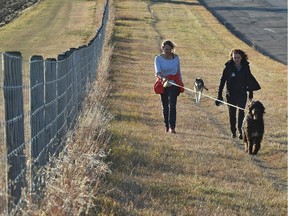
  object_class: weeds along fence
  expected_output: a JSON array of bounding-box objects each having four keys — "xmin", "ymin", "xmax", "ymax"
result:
[{"xmin": 0, "ymin": 0, "xmax": 109, "ymax": 214}]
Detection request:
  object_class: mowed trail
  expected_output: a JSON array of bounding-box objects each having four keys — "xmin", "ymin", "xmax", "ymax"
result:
[
  {"xmin": 147, "ymin": 1, "xmax": 287, "ymax": 191},
  {"xmin": 107, "ymin": 0, "xmax": 286, "ymax": 214}
]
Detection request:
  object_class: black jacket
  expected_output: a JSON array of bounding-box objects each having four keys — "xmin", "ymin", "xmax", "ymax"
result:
[{"xmin": 218, "ymin": 60, "xmax": 261, "ymax": 98}]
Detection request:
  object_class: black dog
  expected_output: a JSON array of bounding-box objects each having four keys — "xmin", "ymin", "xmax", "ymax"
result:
[{"xmin": 242, "ymin": 101, "xmax": 265, "ymax": 155}]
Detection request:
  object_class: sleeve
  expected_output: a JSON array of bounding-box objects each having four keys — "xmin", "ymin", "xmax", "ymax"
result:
[
  {"xmin": 246, "ymin": 65, "xmax": 261, "ymax": 91},
  {"xmin": 177, "ymin": 57, "xmax": 182, "ymax": 80},
  {"xmin": 154, "ymin": 56, "xmax": 162, "ymax": 77},
  {"xmin": 217, "ymin": 67, "xmax": 227, "ymax": 97},
  {"xmin": 248, "ymin": 91, "xmax": 253, "ymax": 99}
]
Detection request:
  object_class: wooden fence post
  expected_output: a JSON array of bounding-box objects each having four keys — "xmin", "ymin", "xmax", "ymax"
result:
[
  {"xmin": 29, "ymin": 55, "xmax": 45, "ymax": 197},
  {"xmin": 44, "ymin": 58, "xmax": 57, "ymax": 157},
  {"xmin": 3, "ymin": 52, "xmax": 26, "ymax": 213},
  {"xmin": 56, "ymin": 54, "xmax": 68, "ymax": 154},
  {"xmin": 64, "ymin": 49, "xmax": 75, "ymax": 130}
]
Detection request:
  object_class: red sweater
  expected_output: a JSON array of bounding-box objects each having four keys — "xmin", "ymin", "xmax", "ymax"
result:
[{"xmin": 154, "ymin": 72, "xmax": 184, "ymax": 94}]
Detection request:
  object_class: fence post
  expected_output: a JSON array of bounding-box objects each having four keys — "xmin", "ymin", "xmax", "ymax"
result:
[
  {"xmin": 64, "ymin": 49, "xmax": 75, "ymax": 130},
  {"xmin": 2, "ymin": 52, "xmax": 26, "ymax": 213},
  {"xmin": 29, "ymin": 55, "xmax": 45, "ymax": 197},
  {"xmin": 69, "ymin": 48, "xmax": 78, "ymax": 129},
  {"xmin": 79, "ymin": 45, "xmax": 88, "ymax": 107},
  {"xmin": 44, "ymin": 58, "xmax": 57, "ymax": 158},
  {"xmin": 55, "ymin": 54, "xmax": 68, "ymax": 154}
]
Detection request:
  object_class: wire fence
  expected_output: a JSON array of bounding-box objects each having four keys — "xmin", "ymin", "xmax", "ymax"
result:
[{"xmin": 0, "ymin": 0, "xmax": 109, "ymax": 214}]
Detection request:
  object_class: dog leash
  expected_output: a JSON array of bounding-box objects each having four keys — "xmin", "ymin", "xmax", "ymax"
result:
[{"xmin": 168, "ymin": 81, "xmax": 246, "ymax": 111}]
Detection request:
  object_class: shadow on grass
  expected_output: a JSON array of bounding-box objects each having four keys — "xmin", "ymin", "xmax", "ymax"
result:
[
  {"xmin": 151, "ymin": 0, "xmax": 200, "ymax": 6},
  {"xmin": 207, "ymin": 6, "xmax": 287, "ymax": 13}
]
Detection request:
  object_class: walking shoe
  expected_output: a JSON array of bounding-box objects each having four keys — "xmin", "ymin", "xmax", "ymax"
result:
[
  {"xmin": 170, "ymin": 128, "xmax": 176, "ymax": 134},
  {"xmin": 231, "ymin": 132, "xmax": 236, "ymax": 139},
  {"xmin": 165, "ymin": 127, "xmax": 169, "ymax": 132},
  {"xmin": 238, "ymin": 133, "xmax": 243, "ymax": 140}
]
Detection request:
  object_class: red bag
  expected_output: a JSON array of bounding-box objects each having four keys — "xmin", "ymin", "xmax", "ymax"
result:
[{"xmin": 153, "ymin": 78, "xmax": 164, "ymax": 94}]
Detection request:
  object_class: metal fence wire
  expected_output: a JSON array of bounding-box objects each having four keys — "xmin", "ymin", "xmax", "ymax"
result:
[{"xmin": 0, "ymin": 0, "xmax": 109, "ymax": 214}]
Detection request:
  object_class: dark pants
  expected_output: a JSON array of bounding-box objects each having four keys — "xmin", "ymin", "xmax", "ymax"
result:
[
  {"xmin": 160, "ymin": 86, "xmax": 179, "ymax": 129},
  {"xmin": 226, "ymin": 94, "xmax": 247, "ymax": 134}
]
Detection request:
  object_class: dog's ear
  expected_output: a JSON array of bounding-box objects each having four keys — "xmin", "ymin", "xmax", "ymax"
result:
[{"xmin": 259, "ymin": 102, "xmax": 265, "ymax": 113}]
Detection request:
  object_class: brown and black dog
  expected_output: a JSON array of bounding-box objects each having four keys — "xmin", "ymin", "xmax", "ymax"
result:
[{"xmin": 242, "ymin": 101, "xmax": 265, "ymax": 155}]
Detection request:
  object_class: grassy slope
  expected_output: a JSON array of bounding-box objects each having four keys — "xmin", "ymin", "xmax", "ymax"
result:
[
  {"xmin": 0, "ymin": 0, "xmax": 105, "ymax": 61},
  {"xmin": 0, "ymin": 0, "xmax": 107, "ymax": 214},
  {"xmin": 97, "ymin": 0, "xmax": 287, "ymax": 215},
  {"xmin": 0, "ymin": 0, "xmax": 286, "ymax": 215}
]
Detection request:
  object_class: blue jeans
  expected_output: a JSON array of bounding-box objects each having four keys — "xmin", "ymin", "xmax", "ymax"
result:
[
  {"xmin": 160, "ymin": 86, "xmax": 179, "ymax": 129},
  {"xmin": 226, "ymin": 93, "xmax": 247, "ymax": 134}
]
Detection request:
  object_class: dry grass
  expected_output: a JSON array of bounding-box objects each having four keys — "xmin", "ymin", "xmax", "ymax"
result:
[
  {"xmin": 0, "ymin": 0, "xmax": 106, "ymax": 61},
  {"xmin": 22, "ymin": 1, "xmax": 114, "ymax": 215},
  {"xmin": 0, "ymin": 0, "xmax": 112, "ymax": 215},
  {"xmin": 94, "ymin": 0, "xmax": 287, "ymax": 215},
  {"xmin": 15, "ymin": 0, "xmax": 115, "ymax": 213},
  {"xmin": 22, "ymin": 48, "xmax": 114, "ymax": 214},
  {"xmin": 0, "ymin": 0, "xmax": 286, "ymax": 215}
]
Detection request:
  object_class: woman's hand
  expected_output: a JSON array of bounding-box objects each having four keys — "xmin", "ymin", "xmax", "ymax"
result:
[{"xmin": 162, "ymin": 77, "xmax": 167, "ymax": 83}]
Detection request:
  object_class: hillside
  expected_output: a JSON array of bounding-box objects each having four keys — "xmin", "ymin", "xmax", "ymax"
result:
[
  {"xmin": 0, "ymin": 0, "xmax": 286, "ymax": 214},
  {"xmin": 94, "ymin": 0, "xmax": 287, "ymax": 215}
]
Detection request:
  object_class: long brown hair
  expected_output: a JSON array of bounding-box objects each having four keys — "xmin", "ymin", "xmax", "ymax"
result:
[{"xmin": 229, "ymin": 49, "xmax": 248, "ymax": 63}]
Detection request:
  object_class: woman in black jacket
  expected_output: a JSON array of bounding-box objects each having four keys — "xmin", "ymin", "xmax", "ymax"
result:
[{"xmin": 216, "ymin": 49, "xmax": 260, "ymax": 139}]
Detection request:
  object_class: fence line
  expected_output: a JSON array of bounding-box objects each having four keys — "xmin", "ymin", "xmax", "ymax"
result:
[{"xmin": 0, "ymin": 0, "xmax": 109, "ymax": 214}]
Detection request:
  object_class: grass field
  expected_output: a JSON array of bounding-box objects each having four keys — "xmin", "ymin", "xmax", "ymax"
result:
[
  {"xmin": 95, "ymin": 0, "xmax": 287, "ymax": 215},
  {"xmin": 0, "ymin": 0, "xmax": 287, "ymax": 215},
  {"xmin": 0, "ymin": 0, "xmax": 106, "ymax": 61}
]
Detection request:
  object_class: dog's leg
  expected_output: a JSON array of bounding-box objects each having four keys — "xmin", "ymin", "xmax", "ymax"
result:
[
  {"xmin": 252, "ymin": 138, "xmax": 261, "ymax": 155},
  {"xmin": 248, "ymin": 138, "xmax": 253, "ymax": 154},
  {"xmin": 243, "ymin": 131, "xmax": 248, "ymax": 152},
  {"xmin": 253, "ymin": 145, "xmax": 259, "ymax": 155},
  {"xmin": 198, "ymin": 91, "xmax": 202, "ymax": 103},
  {"xmin": 194, "ymin": 86, "xmax": 198, "ymax": 103},
  {"xmin": 195, "ymin": 92, "xmax": 199, "ymax": 103},
  {"xmin": 244, "ymin": 141, "xmax": 248, "ymax": 152}
]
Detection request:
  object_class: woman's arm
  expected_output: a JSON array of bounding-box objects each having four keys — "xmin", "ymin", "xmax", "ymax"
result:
[
  {"xmin": 177, "ymin": 56, "xmax": 182, "ymax": 80},
  {"xmin": 217, "ymin": 68, "xmax": 227, "ymax": 98},
  {"xmin": 154, "ymin": 56, "xmax": 162, "ymax": 76}
]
